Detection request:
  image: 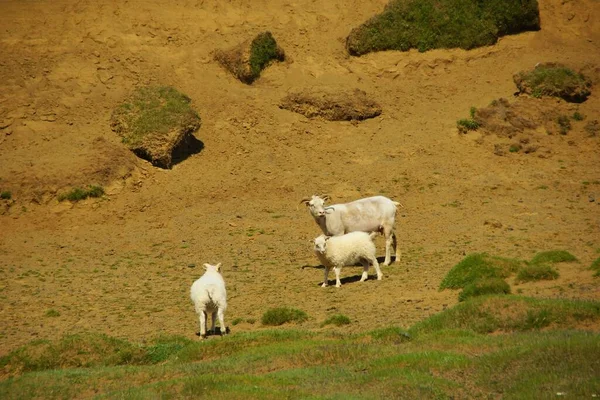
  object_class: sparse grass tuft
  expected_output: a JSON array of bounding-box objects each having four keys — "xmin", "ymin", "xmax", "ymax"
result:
[
  {"xmin": 557, "ymin": 115, "xmax": 572, "ymax": 135},
  {"xmin": 261, "ymin": 307, "xmax": 308, "ymax": 326},
  {"xmin": 515, "ymin": 263, "xmax": 559, "ymax": 283},
  {"xmin": 0, "ymin": 190, "xmax": 11, "ymax": 200},
  {"xmin": 572, "ymin": 111, "xmax": 585, "ymax": 121},
  {"xmin": 57, "ymin": 185, "xmax": 105, "ymax": 202},
  {"xmin": 346, "ymin": 0, "xmax": 540, "ymax": 55},
  {"xmin": 44, "ymin": 309, "xmax": 61, "ymax": 318},
  {"xmin": 321, "ymin": 314, "xmax": 351, "ymax": 327},
  {"xmin": 457, "ymin": 118, "xmax": 480, "ymax": 133},
  {"xmin": 590, "ymin": 257, "xmax": 600, "ymax": 277},
  {"xmin": 458, "ymin": 277, "xmax": 511, "ymax": 302},
  {"xmin": 439, "ymin": 253, "xmax": 523, "ymax": 290},
  {"xmin": 530, "ymin": 250, "xmax": 577, "ymax": 265}
]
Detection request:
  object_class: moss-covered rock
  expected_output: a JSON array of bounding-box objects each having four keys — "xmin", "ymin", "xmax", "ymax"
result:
[
  {"xmin": 346, "ymin": 0, "xmax": 540, "ymax": 56},
  {"xmin": 110, "ymin": 86, "xmax": 203, "ymax": 169},
  {"xmin": 215, "ymin": 32, "xmax": 285, "ymax": 84},
  {"xmin": 513, "ymin": 63, "xmax": 592, "ymax": 103}
]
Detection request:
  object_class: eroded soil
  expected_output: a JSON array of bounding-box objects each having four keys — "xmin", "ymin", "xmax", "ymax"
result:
[{"xmin": 1, "ymin": 0, "xmax": 599, "ymax": 354}]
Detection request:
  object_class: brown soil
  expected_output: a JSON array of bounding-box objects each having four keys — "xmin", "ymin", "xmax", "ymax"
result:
[
  {"xmin": 280, "ymin": 88, "xmax": 382, "ymax": 120},
  {"xmin": 0, "ymin": 0, "xmax": 599, "ymax": 355}
]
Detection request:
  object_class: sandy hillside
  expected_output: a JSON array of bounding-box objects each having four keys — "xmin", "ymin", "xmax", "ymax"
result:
[{"xmin": 0, "ymin": 0, "xmax": 599, "ymax": 353}]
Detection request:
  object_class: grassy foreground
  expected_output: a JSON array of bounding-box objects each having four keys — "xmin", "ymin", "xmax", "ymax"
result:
[{"xmin": 1, "ymin": 296, "xmax": 599, "ymax": 399}]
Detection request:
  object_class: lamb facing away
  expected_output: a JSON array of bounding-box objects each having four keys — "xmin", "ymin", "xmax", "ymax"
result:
[
  {"xmin": 190, "ymin": 263, "xmax": 228, "ymax": 339},
  {"xmin": 313, "ymin": 231, "xmax": 382, "ymax": 288},
  {"xmin": 301, "ymin": 195, "xmax": 402, "ymax": 266}
]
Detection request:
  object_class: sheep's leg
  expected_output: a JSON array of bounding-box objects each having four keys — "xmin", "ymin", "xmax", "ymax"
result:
[
  {"xmin": 334, "ymin": 266, "xmax": 342, "ymax": 288},
  {"xmin": 210, "ymin": 311, "xmax": 217, "ymax": 334},
  {"xmin": 322, "ymin": 266, "xmax": 330, "ymax": 287},
  {"xmin": 382, "ymin": 224, "xmax": 393, "ymax": 266},
  {"xmin": 371, "ymin": 256, "xmax": 383, "ymax": 280},
  {"xmin": 199, "ymin": 310, "xmax": 207, "ymax": 338},
  {"xmin": 393, "ymin": 232, "xmax": 401, "ymax": 262},
  {"xmin": 360, "ymin": 259, "xmax": 369, "ymax": 282},
  {"xmin": 217, "ymin": 307, "xmax": 226, "ymax": 336}
]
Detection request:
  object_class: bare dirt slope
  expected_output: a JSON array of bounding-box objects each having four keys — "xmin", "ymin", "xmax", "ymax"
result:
[{"xmin": 0, "ymin": 0, "xmax": 599, "ymax": 353}]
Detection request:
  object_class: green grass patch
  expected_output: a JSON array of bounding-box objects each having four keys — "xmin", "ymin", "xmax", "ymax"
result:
[
  {"xmin": 321, "ymin": 314, "xmax": 351, "ymax": 327},
  {"xmin": 346, "ymin": 0, "xmax": 540, "ymax": 55},
  {"xmin": 44, "ymin": 309, "xmax": 61, "ymax": 318},
  {"xmin": 248, "ymin": 32, "xmax": 285, "ymax": 82},
  {"xmin": 0, "ymin": 190, "xmax": 11, "ymax": 200},
  {"xmin": 411, "ymin": 295, "xmax": 600, "ymax": 335},
  {"xmin": 111, "ymin": 86, "xmax": 200, "ymax": 146},
  {"xmin": 57, "ymin": 185, "xmax": 104, "ymax": 202},
  {"xmin": 572, "ymin": 111, "xmax": 585, "ymax": 121},
  {"xmin": 515, "ymin": 63, "xmax": 591, "ymax": 102},
  {"xmin": 530, "ymin": 250, "xmax": 577, "ymax": 264},
  {"xmin": 557, "ymin": 115, "xmax": 572, "ymax": 135},
  {"xmin": 456, "ymin": 118, "xmax": 480, "ymax": 133},
  {"xmin": 439, "ymin": 253, "xmax": 522, "ymax": 290},
  {"xmin": 515, "ymin": 263, "xmax": 559, "ymax": 283},
  {"xmin": 458, "ymin": 277, "xmax": 511, "ymax": 301},
  {"xmin": 1, "ymin": 298, "xmax": 599, "ymax": 399},
  {"xmin": 261, "ymin": 307, "xmax": 308, "ymax": 326}
]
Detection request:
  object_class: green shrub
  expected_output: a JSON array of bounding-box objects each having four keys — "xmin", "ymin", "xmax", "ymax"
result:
[
  {"xmin": 516, "ymin": 264, "xmax": 559, "ymax": 283},
  {"xmin": 261, "ymin": 307, "xmax": 308, "ymax": 326},
  {"xmin": 0, "ymin": 190, "xmax": 11, "ymax": 200},
  {"xmin": 440, "ymin": 253, "xmax": 522, "ymax": 290},
  {"xmin": 457, "ymin": 118, "xmax": 480, "ymax": 133},
  {"xmin": 249, "ymin": 32, "xmax": 285, "ymax": 81},
  {"xmin": 346, "ymin": 0, "xmax": 540, "ymax": 55},
  {"xmin": 572, "ymin": 111, "xmax": 585, "ymax": 121},
  {"xmin": 530, "ymin": 250, "xmax": 577, "ymax": 265},
  {"xmin": 458, "ymin": 278, "xmax": 511, "ymax": 302},
  {"xmin": 321, "ymin": 314, "xmax": 351, "ymax": 327},
  {"xmin": 58, "ymin": 185, "xmax": 105, "ymax": 202}
]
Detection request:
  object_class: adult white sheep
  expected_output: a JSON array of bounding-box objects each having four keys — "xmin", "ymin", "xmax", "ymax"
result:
[
  {"xmin": 301, "ymin": 195, "xmax": 402, "ymax": 266},
  {"xmin": 190, "ymin": 263, "xmax": 228, "ymax": 339},
  {"xmin": 313, "ymin": 231, "xmax": 382, "ymax": 288}
]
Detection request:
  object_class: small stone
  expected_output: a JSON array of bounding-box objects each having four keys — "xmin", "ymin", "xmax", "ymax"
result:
[{"xmin": 187, "ymin": 263, "xmax": 196, "ymax": 268}]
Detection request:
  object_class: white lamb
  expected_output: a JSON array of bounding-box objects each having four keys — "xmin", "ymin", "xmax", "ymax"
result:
[
  {"xmin": 190, "ymin": 263, "xmax": 228, "ymax": 339},
  {"xmin": 313, "ymin": 231, "xmax": 382, "ymax": 288}
]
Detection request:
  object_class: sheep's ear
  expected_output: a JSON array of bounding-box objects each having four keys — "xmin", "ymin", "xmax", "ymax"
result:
[
  {"xmin": 203, "ymin": 263, "xmax": 211, "ymax": 270},
  {"xmin": 324, "ymin": 236, "xmax": 331, "ymax": 241},
  {"xmin": 216, "ymin": 263, "xmax": 222, "ymax": 272}
]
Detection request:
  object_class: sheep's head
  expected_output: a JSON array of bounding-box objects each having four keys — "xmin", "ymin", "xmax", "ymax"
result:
[
  {"xmin": 203, "ymin": 263, "xmax": 222, "ymax": 273},
  {"xmin": 300, "ymin": 194, "xmax": 331, "ymax": 218},
  {"xmin": 313, "ymin": 235, "xmax": 330, "ymax": 253}
]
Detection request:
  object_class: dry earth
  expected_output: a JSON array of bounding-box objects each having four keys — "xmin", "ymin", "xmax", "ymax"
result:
[{"xmin": 0, "ymin": 0, "xmax": 599, "ymax": 354}]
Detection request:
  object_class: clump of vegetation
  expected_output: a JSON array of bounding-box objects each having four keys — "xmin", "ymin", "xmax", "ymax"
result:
[
  {"xmin": 57, "ymin": 185, "xmax": 104, "ymax": 202},
  {"xmin": 458, "ymin": 277, "xmax": 511, "ymax": 302},
  {"xmin": 44, "ymin": 309, "xmax": 61, "ymax": 318},
  {"xmin": 514, "ymin": 63, "xmax": 592, "ymax": 102},
  {"xmin": 110, "ymin": 86, "xmax": 202, "ymax": 169},
  {"xmin": 321, "ymin": 314, "xmax": 351, "ymax": 327},
  {"xmin": 589, "ymin": 257, "xmax": 600, "ymax": 277},
  {"xmin": 572, "ymin": 111, "xmax": 585, "ymax": 121},
  {"xmin": 584, "ymin": 120, "xmax": 599, "ymax": 137},
  {"xmin": 457, "ymin": 106, "xmax": 480, "ymax": 133},
  {"xmin": 410, "ymin": 295, "xmax": 600, "ymax": 335},
  {"xmin": 557, "ymin": 115, "xmax": 572, "ymax": 135},
  {"xmin": 515, "ymin": 263, "xmax": 559, "ymax": 283},
  {"xmin": 346, "ymin": 0, "xmax": 540, "ymax": 56},
  {"xmin": 439, "ymin": 253, "xmax": 522, "ymax": 290},
  {"xmin": 261, "ymin": 307, "xmax": 308, "ymax": 326},
  {"xmin": 249, "ymin": 32, "xmax": 285, "ymax": 80},
  {"xmin": 530, "ymin": 250, "xmax": 577, "ymax": 265},
  {"xmin": 215, "ymin": 31, "xmax": 285, "ymax": 84},
  {"xmin": 0, "ymin": 190, "xmax": 11, "ymax": 200}
]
